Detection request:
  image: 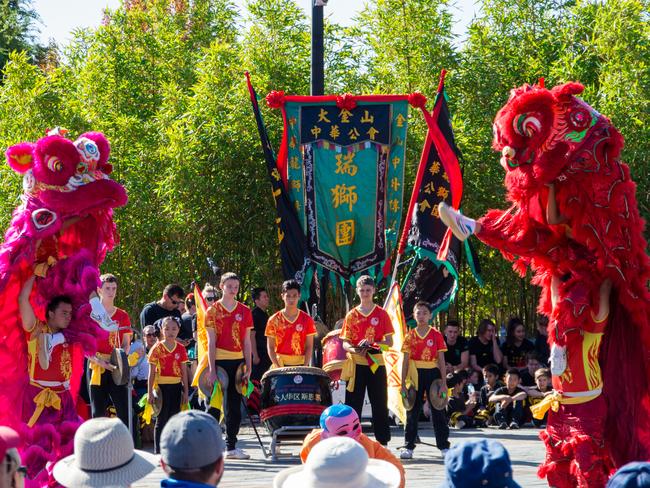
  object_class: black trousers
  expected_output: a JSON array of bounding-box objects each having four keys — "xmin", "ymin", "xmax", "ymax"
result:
[
  {"xmin": 251, "ymin": 355, "xmax": 272, "ymax": 382},
  {"xmin": 405, "ymin": 367, "xmax": 449, "ymax": 450},
  {"xmin": 494, "ymin": 400, "xmax": 525, "ymax": 425},
  {"xmin": 154, "ymin": 383, "xmax": 182, "ymax": 454},
  {"xmin": 88, "ymin": 368, "xmax": 130, "ymax": 427},
  {"xmin": 345, "ymin": 364, "xmax": 391, "ymax": 444},
  {"xmin": 207, "ymin": 359, "xmax": 243, "ymax": 450}
]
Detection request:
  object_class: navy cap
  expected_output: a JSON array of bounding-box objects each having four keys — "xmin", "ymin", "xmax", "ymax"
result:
[
  {"xmin": 440, "ymin": 440, "xmax": 521, "ymax": 488},
  {"xmin": 607, "ymin": 462, "xmax": 650, "ymax": 488},
  {"xmin": 161, "ymin": 411, "xmax": 225, "ymax": 469}
]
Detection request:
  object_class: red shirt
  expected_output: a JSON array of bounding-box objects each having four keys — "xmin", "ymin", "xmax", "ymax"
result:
[
  {"xmin": 96, "ymin": 308, "xmax": 131, "ymax": 355},
  {"xmin": 340, "ymin": 305, "xmax": 394, "ymax": 346},
  {"xmin": 265, "ymin": 310, "xmax": 317, "ymax": 356},
  {"xmin": 148, "ymin": 341, "xmax": 188, "ymax": 382},
  {"xmin": 553, "ymin": 313, "xmax": 607, "ymax": 395},
  {"xmin": 205, "ymin": 301, "xmax": 253, "ymax": 356},
  {"xmin": 28, "ymin": 321, "xmax": 72, "ymax": 385},
  {"xmin": 401, "ymin": 326, "xmax": 447, "ymax": 364}
]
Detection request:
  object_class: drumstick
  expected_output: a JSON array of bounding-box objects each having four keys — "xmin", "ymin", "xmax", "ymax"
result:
[{"xmin": 240, "ymin": 397, "xmax": 269, "ymax": 458}]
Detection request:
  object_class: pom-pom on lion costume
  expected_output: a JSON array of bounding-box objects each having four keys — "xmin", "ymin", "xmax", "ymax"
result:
[
  {"xmin": 439, "ymin": 81, "xmax": 650, "ymax": 487},
  {"xmin": 1, "ymin": 128, "xmax": 127, "ymax": 486}
]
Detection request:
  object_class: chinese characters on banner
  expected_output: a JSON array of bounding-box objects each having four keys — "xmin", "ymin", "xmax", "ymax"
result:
[{"xmin": 282, "ymin": 100, "xmax": 409, "ymax": 279}]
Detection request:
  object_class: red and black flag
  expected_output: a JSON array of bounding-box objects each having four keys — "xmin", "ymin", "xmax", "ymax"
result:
[
  {"xmin": 245, "ymin": 73, "xmax": 310, "ymax": 283},
  {"xmin": 397, "ymin": 71, "xmax": 481, "ymax": 321}
]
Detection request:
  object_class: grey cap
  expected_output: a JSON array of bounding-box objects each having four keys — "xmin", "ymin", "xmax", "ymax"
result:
[{"xmin": 160, "ymin": 411, "xmax": 225, "ymax": 469}]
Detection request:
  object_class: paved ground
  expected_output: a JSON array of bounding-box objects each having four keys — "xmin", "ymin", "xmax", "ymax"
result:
[{"xmin": 134, "ymin": 423, "xmax": 547, "ymax": 487}]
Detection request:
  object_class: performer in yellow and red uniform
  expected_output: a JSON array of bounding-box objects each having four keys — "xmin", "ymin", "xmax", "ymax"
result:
[
  {"xmin": 530, "ymin": 276, "xmax": 615, "ymax": 488},
  {"xmin": 340, "ymin": 275, "xmax": 394, "ymax": 445},
  {"xmin": 147, "ymin": 316, "xmax": 188, "ymax": 454},
  {"xmin": 204, "ymin": 272, "xmax": 253, "ymax": 460},
  {"xmin": 18, "ymin": 274, "xmax": 82, "ymax": 482},
  {"xmin": 399, "ymin": 301, "xmax": 449, "ymax": 459},
  {"xmin": 87, "ymin": 273, "xmax": 133, "ymax": 426},
  {"xmin": 266, "ymin": 280, "xmax": 316, "ymax": 368}
]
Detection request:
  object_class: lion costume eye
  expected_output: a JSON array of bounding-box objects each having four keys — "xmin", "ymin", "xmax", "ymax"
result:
[
  {"xmin": 46, "ymin": 155, "xmax": 63, "ymax": 172},
  {"xmin": 513, "ymin": 113, "xmax": 542, "ymax": 137}
]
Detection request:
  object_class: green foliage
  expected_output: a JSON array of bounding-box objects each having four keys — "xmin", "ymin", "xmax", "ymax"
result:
[
  {"xmin": 0, "ymin": 0, "xmax": 44, "ymax": 73},
  {"xmin": 0, "ymin": 0, "xmax": 647, "ymax": 331}
]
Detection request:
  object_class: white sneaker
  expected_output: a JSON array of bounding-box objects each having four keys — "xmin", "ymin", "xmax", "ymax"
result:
[
  {"xmin": 225, "ymin": 448, "xmax": 250, "ymax": 460},
  {"xmin": 90, "ymin": 311, "xmax": 119, "ymax": 332},
  {"xmin": 550, "ymin": 344, "xmax": 567, "ymax": 375},
  {"xmin": 456, "ymin": 420, "xmax": 466, "ymax": 429},
  {"xmin": 399, "ymin": 448, "xmax": 413, "ymax": 460},
  {"xmin": 438, "ymin": 202, "xmax": 476, "ymax": 241},
  {"xmin": 440, "ymin": 448, "xmax": 449, "ymax": 458}
]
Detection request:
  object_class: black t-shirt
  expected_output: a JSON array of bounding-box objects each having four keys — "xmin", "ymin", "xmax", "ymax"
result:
[
  {"xmin": 180, "ymin": 312, "xmax": 195, "ymax": 346},
  {"xmin": 444, "ymin": 336, "xmax": 469, "ymax": 366},
  {"xmin": 502, "ymin": 339, "xmax": 534, "ymax": 368},
  {"xmin": 535, "ymin": 333, "xmax": 550, "ymax": 365},
  {"xmin": 520, "ymin": 369, "xmax": 536, "ymax": 387},
  {"xmin": 468, "ymin": 336, "xmax": 501, "ymax": 368},
  {"xmin": 479, "ymin": 381, "xmax": 504, "ymax": 409},
  {"xmin": 139, "ymin": 302, "xmax": 182, "ymax": 332},
  {"xmin": 493, "ymin": 386, "xmax": 525, "ymax": 398},
  {"xmin": 252, "ymin": 306, "xmax": 270, "ymax": 358}
]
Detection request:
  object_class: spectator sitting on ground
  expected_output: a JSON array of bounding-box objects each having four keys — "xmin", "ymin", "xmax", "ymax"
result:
[
  {"xmin": 519, "ymin": 352, "xmax": 543, "ymax": 387},
  {"xmin": 0, "ymin": 426, "xmax": 24, "ymax": 488},
  {"xmin": 467, "ymin": 370, "xmax": 482, "ymax": 393},
  {"xmin": 447, "ymin": 372, "xmax": 483, "ymax": 429},
  {"xmin": 525, "ymin": 368, "xmax": 553, "ymax": 428},
  {"xmin": 469, "ymin": 319, "xmax": 503, "ymax": 374},
  {"xmin": 438, "ymin": 439, "xmax": 521, "ymax": 488},
  {"xmin": 476, "ymin": 364, "xmax": 503, "ymax": 426},
  {"xmin": 501, "ymin": 317, "xmax": 534, "ymax": 370},
  {"xmin": 443, "ymin": 319, "xmax": 469, "ymax": 374},
  {"xmin": 140, "ymin": 284, "xmax": 185, "ymax": 333},
  {"xmin": 276, "ymin": 437, "xmax": 400, "ymax": 488},
  {"xmin": 53, "ymin": 418, "xmax": 156, "ymax": 488},
  {"xmin": 300, "ymin": 404, "xmax": 405, "ymax": 488},
  {"xmin": 159, "ymin": 411, "xmax": 225, "ymax": 487},
  {"xmin": 490, "ymin": 368, "xmax": 527, "ymax": 430},
  {"xmin": 606, "ymin": 462, "xmax": 650, "ymax": 488}
]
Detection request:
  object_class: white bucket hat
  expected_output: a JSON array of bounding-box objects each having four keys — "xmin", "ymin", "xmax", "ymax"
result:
[
  {"xmin": 273, "ymin": 437, "xmax": 400, "ymax": 488},
  {"xmin": 53, "ymin": 418, "xmax": 157, "ymax": 488}
]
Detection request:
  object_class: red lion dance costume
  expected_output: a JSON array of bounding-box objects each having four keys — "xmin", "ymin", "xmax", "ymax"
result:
[
  {"xmin": 439, "ymin": 81, "xmax": 650, "ymax": 487},
  {"xmin": 0, "ymin": 129, "xmax": 127, "ymax": 487}
]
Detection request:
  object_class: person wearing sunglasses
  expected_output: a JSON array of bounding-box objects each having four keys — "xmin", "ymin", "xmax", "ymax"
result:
[{"xmin": 139, "ymin": 284, "xmax": 185, "ymax": 335}]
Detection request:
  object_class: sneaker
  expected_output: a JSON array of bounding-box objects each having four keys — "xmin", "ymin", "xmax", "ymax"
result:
[
  {"xmin": 440, "ymin": 448, "xmax": 449, "ymax": 458},
  {"xmin": 438, "ymin": 202, "xmax": 475, "ymax": 241},
  {"xmin": 455, "ymin": 420, "xmax": 466, "ymax": 429},
  {"xmin": 90, "ymin": 311, "xmax": 119, "ymax": 332},
  {"xmin": 549, "ymin": 343, "xmax": 567, "ymax": 376},
  {"xmin": 225, "ymin": 448, "xmax": 250, "ymax": 460},
  {"xmin": 498, "ymin": 422, "xmax": 508, "ymax": 430},
  {"xmin": 509, "ymin": 422, "xmax": 520, "ymax": 430},
  {"xmin": 399, "ymin": 448, "xmax": 413, "ymax": 460}
]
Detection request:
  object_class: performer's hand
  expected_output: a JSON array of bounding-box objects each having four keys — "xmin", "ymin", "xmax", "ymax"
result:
[
  {"xmin": 182, "ymin": 391, "xmax": 189, "ymax": 405},
  {"xmin": 147, "ymin": 391, "xmax": 154, "ymax": 404},
  {"xmin": 242, "ymin": 370, "xmax": 251, "ymax": 383},
  {"xmin": 400, "ymin": 385, "xmax": 407, "ymax": 397},
  {"xmin": 252, "ymin": 354, "xmax": 260, "ymax": 365},
  {"xmin": 207, "ymin": 369, "xmax": 217, "ymax": 388}
]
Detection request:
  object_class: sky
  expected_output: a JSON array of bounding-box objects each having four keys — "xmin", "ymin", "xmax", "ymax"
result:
[{"xmin": 33, "ymin": 0, "xmax": 481, "ymax": 46}]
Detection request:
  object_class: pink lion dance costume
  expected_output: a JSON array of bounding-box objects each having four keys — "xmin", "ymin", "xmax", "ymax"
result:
[
  {"xmin": 1, "ymin": 129, "xmax": 127, "ymax": 486},
  {"xmin": 440, "ymin": 81, "xmax": 650, "ymax": 487}
]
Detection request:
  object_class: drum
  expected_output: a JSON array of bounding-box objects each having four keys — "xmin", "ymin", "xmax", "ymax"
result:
[
  {"xmin": 321, "ymin": 330, "xmax": 347, "ymax": 382},
  {"xmin": 110, "ymin": 348, "xmax": 130, "ymax": 386},
  {"xmin": 260, "ymin": 366, "xmax": 332, "ymax": 433}
]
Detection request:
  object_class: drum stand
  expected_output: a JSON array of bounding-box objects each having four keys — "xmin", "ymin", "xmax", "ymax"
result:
[
  {"xmin": 240, "ymin": 397, "xmax": 269, "ymax": 458},
  {"xmin": 267, "ymin": 425, "xmax": 318, "ymax": 462}
]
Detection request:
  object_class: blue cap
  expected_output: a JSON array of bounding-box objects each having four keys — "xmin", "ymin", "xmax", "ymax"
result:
[
  {"xmin": 439, "ymin": 440, "xmax": 521, "ymax": 488},
  {"xmin": 607, "ymin": 462, "xmax": 650, "ymax": 488},
  {"xmin": 319, "ymin": 404, "xmax": 356, "ymax": 430}
]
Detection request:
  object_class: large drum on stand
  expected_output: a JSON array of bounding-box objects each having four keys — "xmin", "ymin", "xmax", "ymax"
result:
[
  {"xmin": 321, "ymin": 330, "xmax": 347, "ymax": 382},
  {"xmin": 260, "ymin": 366, "xmax": 332, "ymax": 433}
]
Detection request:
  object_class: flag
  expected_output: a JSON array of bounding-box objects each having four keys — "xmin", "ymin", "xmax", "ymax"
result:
[
  {"xmin": 383, "ymin": 282, "xmax": 407, "ymax": 425},
  {"xmin": 397, "ymin": 70, "xmax": 481, "ymax": 319},
  {"xmin": 191, "ymin": 283, "xmax": 208, "ymax": 390},
  {"xmin": 245, "ymin": 73, "xmax": 311, "ymax": 285}
]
